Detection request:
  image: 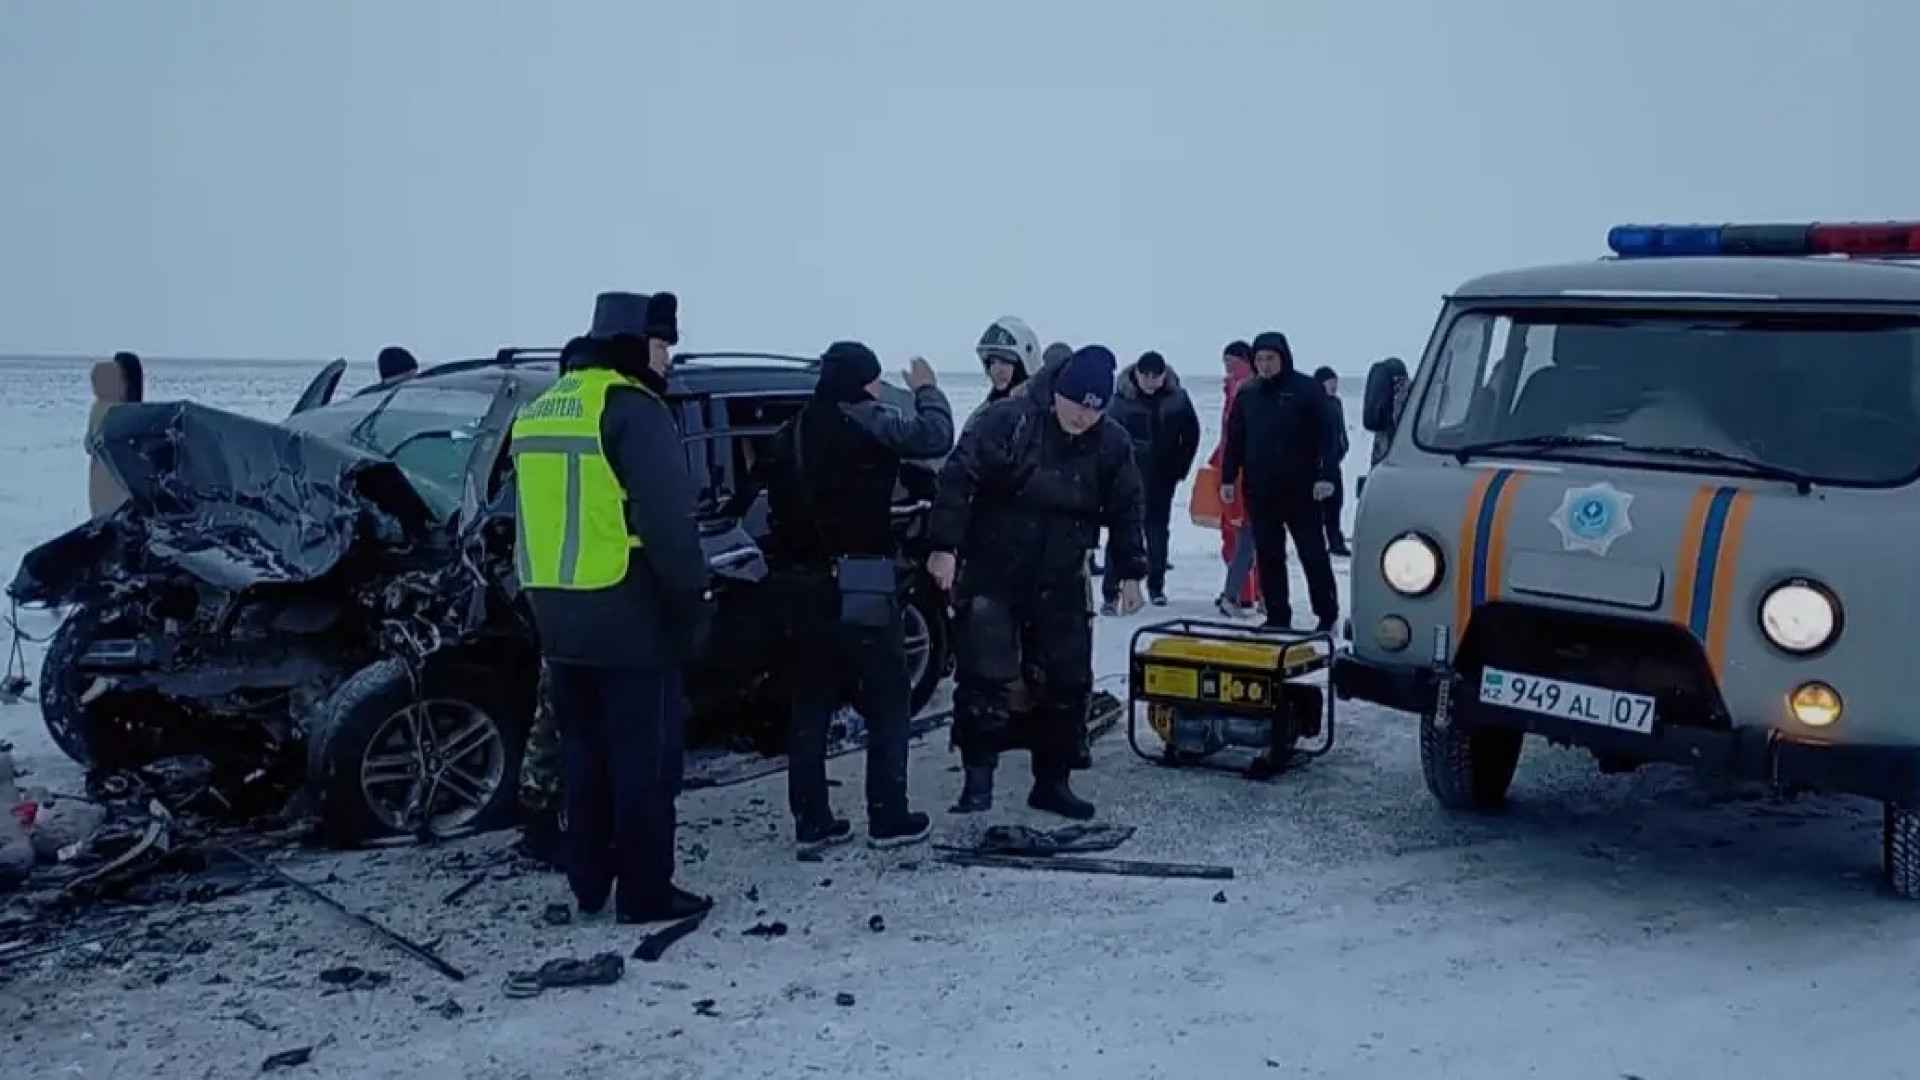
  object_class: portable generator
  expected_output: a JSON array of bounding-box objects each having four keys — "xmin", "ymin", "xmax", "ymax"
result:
[{"xmin": 1126, "ymin": 619, "xmax": 1335, "ymax": 778}]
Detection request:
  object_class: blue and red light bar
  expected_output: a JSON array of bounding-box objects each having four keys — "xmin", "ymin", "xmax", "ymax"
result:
[{"xmin": 1606, "ymin": 222, "xmax": 1920, "ymax": 259}]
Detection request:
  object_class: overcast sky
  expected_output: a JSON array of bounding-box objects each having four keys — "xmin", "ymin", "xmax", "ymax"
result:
[{"xmin": 2, "ymin": 1, "xmax": 1915, "ymax": 375}]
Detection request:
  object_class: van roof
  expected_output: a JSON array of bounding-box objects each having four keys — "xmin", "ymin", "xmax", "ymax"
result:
[{"xmin": 1454, "ymin": 256, "xmax": 1920, "ymax": 305}]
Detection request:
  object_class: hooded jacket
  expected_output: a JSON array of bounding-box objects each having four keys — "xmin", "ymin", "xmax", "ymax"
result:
[
  {"xmin": 522, "ymin": 339, "xmax": 713, "ymax": 669},
  {"xmin": 1205, "ymin": 356, "xmax": 1256, "ymax": 529},
  {"xmin": 1108, "ymin": 362, "xmax": 1201, "ymax": 488},
  {"xmin": 1219, "ymin": 351, "xmax": 1343, "ymax": 498}
]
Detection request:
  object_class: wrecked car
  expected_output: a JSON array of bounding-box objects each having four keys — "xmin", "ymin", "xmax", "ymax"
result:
[{"xmin": 9, "ymin": 349, "xmax": 953, "ymax": 844}]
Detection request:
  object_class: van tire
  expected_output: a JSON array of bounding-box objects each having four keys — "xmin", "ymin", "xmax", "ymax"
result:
[
  {"xmin": 1882, "ymin": 803, "xmax": 1920, "ymax": 899},
  {"xmin": 1420, "ymin": 709, "xmax": 1522, "ymax": 811}
]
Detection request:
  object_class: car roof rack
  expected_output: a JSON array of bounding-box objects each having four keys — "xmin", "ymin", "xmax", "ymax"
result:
[{"xmin": 672, "ymin": 351, "xmax": 819, "ymax": 368}]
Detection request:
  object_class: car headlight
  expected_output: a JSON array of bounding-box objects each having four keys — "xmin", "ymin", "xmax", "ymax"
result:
[
  {"xmin": 1381, "ymin": 533, "xmax": 1443, "ymax": 597},
  {"xmin": 1759, "ymin": 581, "xmax": 1840, "ymax": 655}
]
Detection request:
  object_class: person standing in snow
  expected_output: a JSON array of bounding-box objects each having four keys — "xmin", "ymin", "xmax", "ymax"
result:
[
  {"xmin": 928, "ymin": 345, "xmax": 1147, "ymax": 820},
  {"xmin": 1219, "ymin": 331, "xmax": 1342, "ymax": 632},
  {"xmin": 763, "ymin": 342, "xmax": 955, "ymax": 855},
  {"xmin": 86, "ymin": 351, "xmax": 144, "ymax": 518},
  {"xmin": 1209, "ymin": 341, "xmax": 1262, "ymax": 617},
  {"xmin": 1101, "ymin": 350, "xmax": 1200, "ymax": 611},
  {"xmin": 1310, "ymin": 366, "xmax": 1352, "ymax": 558},
  {"xmin": 513, "ymin": 290, "xmax": 714, "ymax": 924}
]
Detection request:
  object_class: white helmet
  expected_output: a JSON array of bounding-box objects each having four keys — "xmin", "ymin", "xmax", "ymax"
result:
[{"xmin": 976, "ymin": 316, "xmax": 1039, "ymax": 374}]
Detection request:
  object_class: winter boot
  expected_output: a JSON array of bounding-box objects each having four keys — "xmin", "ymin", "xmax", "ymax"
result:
[
  {"xmin": 869, "ymin": 810, "xmax": 932, "ymax": 849},
  {"xmin": 795, "ymin": 815, "xmax": 854, "ymax": 857},
  {"xmin": 951, "ymin": 764, "xmax": 996, "ymax": 814},
  {"xmin": 1027, "ymin": 767, "xmax": 1095, "ymax": 821},
  {"xmin": 516, "ymin": 806, "xmax": 564, "ymax": 870}
]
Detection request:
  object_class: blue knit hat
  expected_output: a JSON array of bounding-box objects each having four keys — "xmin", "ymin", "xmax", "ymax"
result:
[{"xmin": 1054, "ymin": 345, "xmax": 1117, "ymax": 410}]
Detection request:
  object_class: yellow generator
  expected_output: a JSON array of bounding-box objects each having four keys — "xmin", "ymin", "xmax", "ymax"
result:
[{"xmin": 1127, "ymin": 619, "xmax": 1335, "ymax": 778}]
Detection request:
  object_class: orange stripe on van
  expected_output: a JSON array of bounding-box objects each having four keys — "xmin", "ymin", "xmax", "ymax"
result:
[
  {"xmin": 1670, "ymin": 487, "xmax": 1714, "ymax": 626},
  {"xmin": 1453, "ymin": 470, "xmax": 1498, "ymax": 633},
  {"xmin": 1483, "ymin": 472, "xmax": 1526, "ymax": 600},
  {"xmin": 1703, "ymin": 490, "xmax": 1755, "ymax": 679}
]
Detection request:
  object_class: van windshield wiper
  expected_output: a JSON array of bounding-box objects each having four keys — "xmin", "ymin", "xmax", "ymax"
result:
[
  {"xmin": 1613, "ymin": 443, "xmax": 1815, "ymax": 494},
  {"xmin": 1449, "ymin": 433, "xmax": 1625, "ymax": 464}
]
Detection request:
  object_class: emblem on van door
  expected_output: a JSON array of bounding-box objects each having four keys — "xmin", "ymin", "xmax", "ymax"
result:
[{"xmin": 1548, "ymin": 481, "xmax": 1634, "ymax": 556}]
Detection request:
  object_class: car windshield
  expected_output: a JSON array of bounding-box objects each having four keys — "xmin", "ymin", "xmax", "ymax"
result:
[
  {"xmin": 284, "ymin": 383, "xmax": 497, "ymax": 513},
  {"xmin": 1412, "ymin": 307, "xmax": 1920, "ymax": 486}
]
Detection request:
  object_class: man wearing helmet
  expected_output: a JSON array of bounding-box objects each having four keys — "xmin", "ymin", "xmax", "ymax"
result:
[{"xmin": 976, "ymin": 316, "xmax": 1038, "ymax": 411}]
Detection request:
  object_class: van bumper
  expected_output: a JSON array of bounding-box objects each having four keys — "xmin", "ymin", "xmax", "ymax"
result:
[
  {"xmin": 1331, "ymin": 653, "xmax": 1920, "ymax": 806},
  {"xmin": 1331, "ymin": 653, "xmax": 1431, "ymax": 714}
]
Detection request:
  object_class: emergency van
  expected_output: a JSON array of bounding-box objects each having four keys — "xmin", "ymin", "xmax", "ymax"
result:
[{"xmin": 1333, "ymin": 222, "xmax": 1920, "ymax": 898}]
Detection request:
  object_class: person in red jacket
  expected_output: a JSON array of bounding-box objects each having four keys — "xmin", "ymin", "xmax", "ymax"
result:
[{"xmin": 1209, "ymin": 340, "xmax": 1261, "ymax": 616}]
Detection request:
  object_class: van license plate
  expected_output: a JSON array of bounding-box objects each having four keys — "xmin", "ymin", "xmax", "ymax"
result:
[{"xmin": 1478, "ymin": 667, "xmax": 1656, "ymax": 735}]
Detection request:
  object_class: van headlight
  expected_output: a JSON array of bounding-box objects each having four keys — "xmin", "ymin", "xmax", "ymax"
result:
[
  {"xmin": 1380, "ymin": 533, "xmax": 1443, "ymax": 597},
  {"xmin": 1759, "ymin": 581, "xmax": 1839, "ymax": 655}
]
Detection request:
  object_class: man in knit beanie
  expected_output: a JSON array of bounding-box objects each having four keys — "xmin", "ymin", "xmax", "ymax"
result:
[{"xmin": 927, "ymin": 344, "xmax": 1147, "ymax": 821}]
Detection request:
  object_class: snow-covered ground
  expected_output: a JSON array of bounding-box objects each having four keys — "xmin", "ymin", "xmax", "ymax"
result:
[{"xmin": 4, "ymin": 356, "xmax": 1918, "ymax": 1080}]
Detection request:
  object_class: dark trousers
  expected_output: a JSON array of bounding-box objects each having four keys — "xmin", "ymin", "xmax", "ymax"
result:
[
  {"xmin": 951, "ymin": 576, "xmax": 1094, "ymax": 775},
  {"xmin": 784, "ymin": 574, "xmax": 914, "ymax": 826},
  {"xmin": 1104, "ymin": 482, "xmax": 1174, "ymax": 598},
  {"xmin": 1246, "ymin": 487, "xmax": 1340, "ymax": 628},
  {"xmin": 547, "ymin": 662, "xmax": 686, "ymax": 916},
  {"xmin": 1321, "ymin": 474, "xmax": 1347, "ymax": 552}
]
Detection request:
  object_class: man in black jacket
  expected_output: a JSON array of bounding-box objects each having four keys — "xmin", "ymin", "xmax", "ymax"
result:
[
  {"xmin": 763, "ymin": 342, "xmax": 955, "ymax": 854},
  {"xmin": 1311, "ymin": 365, "xmax": 1352, "ymax": 558},
  {"xmin": 928, "ymin": 345, "xmax": 1147, "ymax": 820},
  {"xmin": 514, "ymin": 291, "xmax": 714, "ymax": 923},
  {"xmin": 1218, "ymin": 331, "xmax": 1342, "ymax": 632},
  {"xmin": 1103, "ymin": 350, "xmax": 1201, "ymax": 609}
]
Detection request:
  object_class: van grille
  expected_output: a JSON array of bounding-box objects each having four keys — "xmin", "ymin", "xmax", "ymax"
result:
[{"xmin": 1457, "ymin": 602, "xmax": 1731, "ymax": 731}]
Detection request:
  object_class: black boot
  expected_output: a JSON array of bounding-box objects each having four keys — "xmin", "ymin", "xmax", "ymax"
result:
[
  {"xmin": 1027, "ymin": 766, "xmax": 1095, "ymax": 821},
  {"xmin": 951, "ymin": 763, "xmax": 995, "ymax": 814},
  {"xmin": 515, "ymin": 806, "xmax": 564, "ymax": 870}
]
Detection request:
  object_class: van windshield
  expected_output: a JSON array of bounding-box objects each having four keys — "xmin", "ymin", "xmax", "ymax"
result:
[{"xmin": 1412, "ymin": 308, "xmax": 1920, "ymax": 486}]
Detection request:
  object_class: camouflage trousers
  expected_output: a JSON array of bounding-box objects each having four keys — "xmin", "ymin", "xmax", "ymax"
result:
[{"xmin": 519, "ymin": 661, "xmax": 563, "ymax": 811}]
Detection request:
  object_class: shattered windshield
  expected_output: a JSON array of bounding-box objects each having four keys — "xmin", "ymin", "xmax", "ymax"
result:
[
  {"xmin": 284, "ymin": 385, "xmax": 496, "ymax": 511},
  {"xmin": 1412, "ymin": 307, "xmax": 1920, "ymax": 486}
]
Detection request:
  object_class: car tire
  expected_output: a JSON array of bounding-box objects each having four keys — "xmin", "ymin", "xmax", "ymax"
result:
[
  {"xmin": 1420, "ymin": 707, "xmax": 1523, "ymax": 811},
  {"xmin": 305, "ymin": 658, "xmax": 527, "ymax": 847},
  {"xmin": 1883, "ymin": 803, "xmax": 1920, "ymax": 900},
  {"xmin": 905, "ymin": 583, "xmax": 949, "ymax": 718},
  {"xmin": 38, "ymin": 605, "xmax": 105, "ymax": 767}
]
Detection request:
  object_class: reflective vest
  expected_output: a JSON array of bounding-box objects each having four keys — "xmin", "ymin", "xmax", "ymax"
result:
[{"xmin": 510, "ymin": 368, "xmax": 652, "ymax": 591}]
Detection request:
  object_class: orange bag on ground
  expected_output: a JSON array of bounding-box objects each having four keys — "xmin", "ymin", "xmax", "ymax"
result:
[{"xmin": 1188, "ymin": 463, "xmax": 1224, "ymax": 529}]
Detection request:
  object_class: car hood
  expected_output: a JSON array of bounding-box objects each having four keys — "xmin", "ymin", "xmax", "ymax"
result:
[{"xmin": 9, "ymin": 401, "xmax": 441, "ymax": 604}]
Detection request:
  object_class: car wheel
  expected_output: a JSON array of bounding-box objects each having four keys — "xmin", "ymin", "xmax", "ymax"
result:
[
  {"xmin": 1419, "ymin": 706, "xmax": 1522, "ymax": 811},
  {"xmin": 306, "ymin": 659, "xmax": 527, "ymax": 846},
  {"xmin": 1883, "ymin": 803, "xmax": 1920, "ymax": 900},
  {"xmin": 904, "ymin": 585, "xmax": 948, "ymax": 717},
  {"xmin": 38, "ymin": 605, "xmax": 106, "ymax": 766}
]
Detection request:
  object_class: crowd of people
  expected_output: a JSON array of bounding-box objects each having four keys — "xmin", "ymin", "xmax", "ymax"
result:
[{"xmin": 76, "ymin": 301, "xmax": 1374, "ymax": 929}]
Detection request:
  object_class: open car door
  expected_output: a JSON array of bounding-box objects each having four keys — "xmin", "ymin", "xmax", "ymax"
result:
[{"xmin": 289, "ymin": 358, "xmax": 348, "ymax": 417}]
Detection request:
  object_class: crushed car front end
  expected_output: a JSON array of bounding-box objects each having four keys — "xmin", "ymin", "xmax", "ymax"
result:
[{"xmin": 10, "ymin": 399, "xmax": 515, "ymax": 827}]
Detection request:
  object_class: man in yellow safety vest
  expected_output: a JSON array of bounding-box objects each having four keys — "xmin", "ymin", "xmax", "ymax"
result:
[{"xmin": 511, "ymin": 290, "xmax": 714, "ymax": 924}]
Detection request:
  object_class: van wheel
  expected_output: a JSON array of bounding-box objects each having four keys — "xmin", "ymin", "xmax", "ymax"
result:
[
  {"xmin": 1420, "ymin": 708, "xmax": 1523, "ymax": 811},
  {"xmin": 1882, "ymin": 803, "xmax": 1920, "ymax": 899}
]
